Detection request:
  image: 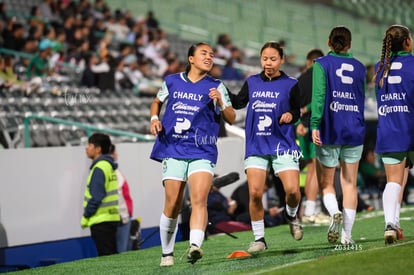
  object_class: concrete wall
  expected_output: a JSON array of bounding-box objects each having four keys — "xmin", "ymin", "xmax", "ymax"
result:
[{"xmin": 0, "ymin": 137, "xmax": 245, "ymax": 248}]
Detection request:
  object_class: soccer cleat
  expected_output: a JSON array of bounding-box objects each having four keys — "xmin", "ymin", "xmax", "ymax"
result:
[
  {"xmin": 384, "ymin": 224, "xmax": 397, "ymax": 244},
  {"xmin": 286, "ymin": 214, "xmax": 303, "ymax": 241},
  {"xmin": 187, "ymin": 244, "xmax": 203, "ymax": 264},
  {"xmin": 327, "ymin": 211, "xmax": 342, "ymax": 243},
  {"xmin": 341, "ymin": 237, "xmax": 355, "ymax": 245},
  {"xmin": 301, "ymin": 215, "xmax": 316, "ymax": 224},
  {"xmin": 160, "ymin": 255, "xmax": 174, "ymax": 267},
  {"xmin": 247, "ymin": 238, "xmax": 268, "ymax": 253},
  {"xmin": 396, "ymin": 227, "xmax": 404, "ymax": 240},
  {"xmin": 314, "ymin": 213, "xmax": 331, "ymax": 225}
]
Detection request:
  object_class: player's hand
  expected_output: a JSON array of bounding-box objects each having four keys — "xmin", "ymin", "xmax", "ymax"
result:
[
  {"xmin": 150, "ymin": 119, "xmax": 162, "ymax": 136},
  {"xmin": 279, "ymin": 112, "xmax": 293, "ymax": 124},
  {"xmin": 312, "ymin": 129, "xmax": 322, "ymax": 146},
  {"xmin": 209, "ymin": 88, "xmax": 224, "ymax": 109}
]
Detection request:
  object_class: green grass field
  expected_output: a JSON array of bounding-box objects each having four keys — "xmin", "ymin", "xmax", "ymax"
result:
[{"xmin": 11, "ymin": 207, "xmax": 414, "ymax": 275}]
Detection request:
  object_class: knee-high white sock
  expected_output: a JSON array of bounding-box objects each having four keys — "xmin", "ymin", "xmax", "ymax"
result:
[
  {"xmin": 383, "ymin": 182, "xmax": 401, "ymax": 226},
  {"xmin": 395, "ymin": 203, "xmax": 401, "ymax": 228},
  {"xmin": 189, "ymin": 229, "xmax": 205, "ymax": 248},
  {"xmin": 304, "ymin": 200, "xmax": 316, "ymax": 217},
  {"xmin": 323, "ymin": 193, "xmax": 339, "ymax": 217},
  {"xmin": 159, "ymin": 213, "xmax": 178, "ymax": 255},
  {"xmin": 341, "ymin": 208, "xmax": 356, "ymax": 240},
  {"xmin": 251, "ymin": 220, "xmax": 265, "ymax": 241}
]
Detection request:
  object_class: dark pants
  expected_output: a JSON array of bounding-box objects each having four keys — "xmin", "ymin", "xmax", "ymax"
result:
[{"xmin": 90, "ymin": 221, "xmax": 118, "ymax": 256}]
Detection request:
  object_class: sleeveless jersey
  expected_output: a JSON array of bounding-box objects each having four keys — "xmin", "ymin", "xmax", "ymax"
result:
[
  {"xmin": 375, "ymin": 54, "xmax": 414, "ymax": 153},
  {"xmin": 244, "ymin": 73, "xmax": 300, "ymax": 158},
  {"xmin": 317, "ymin": 55, "xmax": 366, "ymax": 145},
  {"xmin": 150, "ymin": 72, "xmax": 231, "ymax": 164}
]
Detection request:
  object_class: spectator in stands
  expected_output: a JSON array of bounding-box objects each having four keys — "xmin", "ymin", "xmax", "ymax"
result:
[
  {"xmin": 132, "ymin": 31, "xmax": 146, "ymax": 61},
  {"xmin": 216, "ymin": 33, "xmax": 233, "ymax": 60},
  {"xmin": 122, "ymin": 10, "xmax": 136, "ymax": 30},
  {"xmin": 163, "ymin": 55, "xmax": 182, "ymax": 78},
  {"xmin": 0, "ymin": 55, "xmax": 28, "ymax": 94},
  {"xmin": 57, "ymin": 0, "xmax": 76, "ymax": 21},
  {"xmin": 28, "ymin": 5, "xmax": 46, "ymax": 30},
  {"xmin": 95, "ymin": 53, "xmax": 117, "ymax": 91},
  {"xmin": 109, "ymin": 144, "xmax": 134, "ymax": 253},
  {"xmin": 221, "ymin": 46, "xmax": 246, "ymax": 81},
  {"xmin": 26, "ymin": 39, "xmax": 54, "ymax": 80},
  {"xmin": 373, "ymin": 24, "xmax": 414, "ymax": 244},
  {"xmin": 88, "ymin": 17, "xmax": 106, "ymax": 51},
  {"xmin": 116, "ymin": 43, "xmax": 135, "ymax": 65},
  {"xmin": 0, "ymin": 3, "xmax": 9, "ymax": 23},
  {"xmin": 145, "ymin": 11, "xmax": 159, "ymax": 31},
  {"xmin": 1, "ymin": 17, "xmax": 19, "ymax": 45},
  {"xmin": 117, "ymin": 55, "xmax": 159, "ymax": 94},
  {"xmin": 3, "ymin": 22, "xmax": 26, "ymax": 52},
  {"xmin": 116, "ymin": 54, "xmax": 136, "ymax": 89},
  {"xmin": 53, "ymin": 29, "xmax": 67, "ymax": 53},
  {"xmin": 43, "ymin": 26, "xmax": 57, "ymax": 45},
  {"xmin": 39, "ymin": 0, "xmax": 59, "ymax": 24},
  {"xmin": 143, "ymin": 30, "xmax": 168, "ymax": 77},
  {"xmin": 149, "ymin": 42, "xmax": 235, "ymax": 266},
  {"xmin": 72, "ymin": 38, "xmax": 91, "ymax": 68},
  {"xmin": 62, "ymin": 14, "xmax": 76, "ymax": 46},
  {"xmin": 209, "ymin": 64, "xmax": 222, "ymax": 79},
  {"xmin": 93, "ymin": 0, "xmax": 109, "ymax": 15},
  {"xmin": 311, "ymin": 26, "xmax": 366, "ymax": 245},
  {"xmin": 155, "ymin": 28, "xmax": 170, "ymax": 57},
  {"xmin": 27, "ymin": 25, "xmax": 43, "ymax": 43},
  {"xmin": 81, "ymin": 133, "xmax": 120, "ymax": 256},
  {"xmin": 105, "ymin": 12, "xmax": 130, "ymax": 41},
  {"xmin": 80, "ymin": 51, "xmax": 98, "ymax": 88},
  {"xmin": 72, "ymin": 27, "xmax": 88, "ymax": 51},
  {"xmin": 229, "ymin": 41, "xmax": 303, "ymax": 253}
]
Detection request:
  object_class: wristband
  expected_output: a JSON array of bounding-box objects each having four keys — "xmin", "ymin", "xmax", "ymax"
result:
[{"xmin": 150, "ymin": 115, "xmax": 159, "ymax": 122}]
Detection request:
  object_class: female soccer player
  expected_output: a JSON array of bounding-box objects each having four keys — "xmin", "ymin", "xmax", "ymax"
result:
[
  {"xmin": 149, "ymin": 42, "xmax": 235, "ymax": 266},
  {"xmin": 230, "ymin": 41, "xmax": 303, "ymax": 252},
  {"xmin": 373, "ymin": 24, "xmax": 414, "ymax": 244},
  {"xmin": 311, "ymin": 26, "xmax": 366, "ymax": 245}
]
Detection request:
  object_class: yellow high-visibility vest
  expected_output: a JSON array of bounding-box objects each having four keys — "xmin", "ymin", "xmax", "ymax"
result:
[{"xmin": 83, "ymin": 160, "xmax": 119, "ymax": 227}]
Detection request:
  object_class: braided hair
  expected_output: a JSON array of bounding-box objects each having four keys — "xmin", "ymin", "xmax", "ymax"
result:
[{"xmin": 374, "ymin": 25, "xmax": 411, "ymax": 88}]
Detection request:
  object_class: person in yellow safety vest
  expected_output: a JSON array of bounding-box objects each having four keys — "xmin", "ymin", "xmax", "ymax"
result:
[{"xmin": 81, "ymin": 133, "xmax": 120, "ymax": 256}]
